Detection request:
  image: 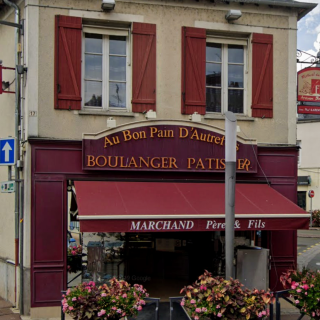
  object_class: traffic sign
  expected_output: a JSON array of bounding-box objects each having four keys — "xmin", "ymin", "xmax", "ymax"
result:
[
  {"xmin": 308, "ymin": 190, "xmax": 315, "ymax": 198},
  {"xmin": 0, "ymin": 137, "xmax": 16, "ymax": 166}
]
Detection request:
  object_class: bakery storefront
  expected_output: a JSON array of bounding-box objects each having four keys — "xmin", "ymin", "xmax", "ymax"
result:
[{"xmin": 30, "ymin": 120, "xmax": 309, "ymax": 307}]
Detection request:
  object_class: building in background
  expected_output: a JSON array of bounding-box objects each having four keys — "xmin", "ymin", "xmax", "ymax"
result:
[
  {"xmin": 0, "ymin": 0, "xmax": 316, "ymax": 317},
  {"xmin": 297, "ymin": 119, "xmax": 320, "ymax": 212}
]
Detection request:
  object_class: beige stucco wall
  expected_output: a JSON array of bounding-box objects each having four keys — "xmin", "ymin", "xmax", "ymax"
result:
[
  {"xmin": 26, "ymin": 0, "xmax": 299, "ymax": 144},
  {"xmin": 0, "ymin": 4, "xmax": 19, "ymax": 264},
  {"xmin": 0, "ymin": 1, "xmax": 26, "ymax": 306},
  {"xmin": 297, "ymin": 121, "xmax": 320, "ymax": 211}
]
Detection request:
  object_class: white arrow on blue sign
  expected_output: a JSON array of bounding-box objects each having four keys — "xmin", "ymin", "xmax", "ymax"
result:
[{"xmin": 0, "ymin": 138, "xmax": 16, "ymax": 166}]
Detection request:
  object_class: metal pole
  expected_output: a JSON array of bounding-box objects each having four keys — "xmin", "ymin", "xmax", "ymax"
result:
[
  {"xmin": 310, "ymin": 197, "xmax": 313, "ymax": 227},
  {"xmin": 225, "ymin": 111, "xmax": 237, "ymax": 279},
  {"xmin": 3, "ymin": 0, "xmax": 22, "ymax": 312}
]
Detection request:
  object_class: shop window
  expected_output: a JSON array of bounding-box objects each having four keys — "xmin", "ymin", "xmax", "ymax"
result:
[
  {"xmin": 83, "ymin": 28, "xmax": 130, "ymax": 111},
  {"xmin": 206, "ymin": 39, "xmax": 246, "ymax": 114}
]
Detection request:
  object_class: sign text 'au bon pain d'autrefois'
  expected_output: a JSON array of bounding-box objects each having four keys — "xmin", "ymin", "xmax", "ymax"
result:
[{"xmin": 82, "ymin": 125, "xmax": 257, "ymax": 173}]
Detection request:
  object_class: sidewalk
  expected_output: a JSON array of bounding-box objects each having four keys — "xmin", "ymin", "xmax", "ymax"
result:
[{"xmin": 0, "ymin": 297, "xmax": 21, "ymax": 320}]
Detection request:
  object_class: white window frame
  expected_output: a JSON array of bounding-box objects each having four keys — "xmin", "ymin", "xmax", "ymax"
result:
[
  {"xmin": 82, "ymin": 26, "xmax": 131, "ymax": 112},
  {"xmin": 206, "ymin": 36, "xmax": 248, "ymax": 115}
]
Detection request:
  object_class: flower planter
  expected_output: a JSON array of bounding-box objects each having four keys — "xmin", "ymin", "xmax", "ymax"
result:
[
  {"xmin": 181, "ymin": 305, "xmax": 192, "ymax": 320},
  {"xmin": 62, "ymin": 279, "xmax": 148, "ymax": 320},
  {"xmin": 180, "ymin": 270, "xmax": 272, "ymax": 320},
  {"xmin": 280, "ymin": 268, "xmax": 320, "ymax": 320}
]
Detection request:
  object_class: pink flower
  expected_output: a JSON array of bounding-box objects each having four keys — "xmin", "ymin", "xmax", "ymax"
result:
[
  {"xmin": 291, "ymin": 285, "xmax": 296, "ymax": 290},
  {"xmin": 101, "ymin": 293, "xmax": 107, "ymax": 297},
  {"xmin": 122, "ymin": 294, "xmax": 127, "ymax": 298},
  {"xmin": 98, "ymin": 310, "xmax": 106, "ymax": 317},
  {"xmin": 180, "ymin": 301, "xmax": 185, "ymax": 306},
  {"xmin": 68, "ymin": 306, "xmax": 74, "ymax": 311},
  {"xmin": 112, "ymin": 307, "xmax": 117, "ymax": 311},
  {"xmin": 216, "ymin": 305, "xmax": 221, "ymax": 309},
  {"xmin": 303, "ymin": 284, "xmax": 309, "ymax": 290},
  {"xmin": 296, "ymin": 289, "xmax": 302, "ymax": 293},
  {"xmin": 202, "ymin": 307, "xmax": 207, "ymax": 312},
  {"xmin": 72, "ymin": 297, "xmax": 77, "ymax": 301},
  {"xmin": 137, "ymin": 306, "xmax": 142, "ymax": 311},
  {"xmin": 190, "ymin": 299, "xmax": 196, "ymax": 304},
  {"xmin": 258, "ymin": 312, "xmax": 262, "ymax": 318},
  {"xmin": 195, "ymin": 308, "xmax": 201, "ymax": 313},
  {"xmin": 295, "ymin": 300, "xmax": 300, "ymax": 304},
  {"xmin": 262, "ymin": 310, "xmax": 266, "ymax": 315},
  {"xmin": 195, "ymin": 317, "xmax": 199, "ymax": 320},
  {"xmin": 305, "ymin": 292, "xmax": 308, "ymax": 295},
  {"xmin": 116, "ymin": 309, "xmax": 122, "ymax": 314},
  {"xmin": 217, "ymin": 313, "xmax": 222, "ymax": 318}
]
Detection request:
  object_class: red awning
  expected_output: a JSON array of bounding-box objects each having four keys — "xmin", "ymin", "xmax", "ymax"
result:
[{"xmin": 74, "ymin": 181, "xmax": 309, "ymax": 232}]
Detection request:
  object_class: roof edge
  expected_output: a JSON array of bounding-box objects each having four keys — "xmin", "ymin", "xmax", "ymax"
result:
[{"xmin": 226, "ymin": 0, "xmax": 317, "ymax": 21}]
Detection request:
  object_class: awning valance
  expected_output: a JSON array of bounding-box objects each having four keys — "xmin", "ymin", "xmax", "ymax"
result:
[{"xmin": 74, "ymin": 181, "xmax": 309, "ymax": 232}]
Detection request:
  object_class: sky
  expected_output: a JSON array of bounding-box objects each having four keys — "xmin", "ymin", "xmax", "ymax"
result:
[{"xmin": 297, "ymin": 0, "xmax": 320, "ymax": 70}]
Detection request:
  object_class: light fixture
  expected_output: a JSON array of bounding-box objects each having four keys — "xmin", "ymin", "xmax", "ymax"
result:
[
  {"xmin": 225, "ymin": 10, "xmax": 242, "ymax": 22},
  {"xmin": 189, "ymin": 112, "xmax": 201, "ymax": 122},
  {"xmin": 101, "ymin": 0, "xmax": 115, "ymax": 11},
  {"xmin": 145, "ymin": 110, "xmax": 157, "ymax": 119},
  {"xmin": 107, "ymin": 117, "xmax": 117, "ymax": 128},
  {"xmin": 2, "ymin": 81, "xmax": 10, "ymax": 91},
  {"xmin": 16, "ymin": 65, "xmax": 27, "ymax": 75}
]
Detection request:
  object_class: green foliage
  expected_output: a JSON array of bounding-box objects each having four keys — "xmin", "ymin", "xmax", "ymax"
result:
[
  {"xmin": 280, "ymin": 269, "xmax": 320, "ymax": 320},
  {"xmin": 180, "ymin": 270, "xmax": 274, "ymax": 320},
  {"xmin": 312, "ymin": 210, "xmax": 320, "ymax": 227},
  {"xmin": 62, "ymin": 279, "xmax": 148, "ymax": 320}
]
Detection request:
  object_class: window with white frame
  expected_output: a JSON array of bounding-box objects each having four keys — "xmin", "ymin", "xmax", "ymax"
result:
[
  {"xmin": 206, "ymin": 37, "xmax": 247, "ymax": 114},
  {"xmin": 83, "ymin": 27, "xmax": 130, "ymax": 111}
]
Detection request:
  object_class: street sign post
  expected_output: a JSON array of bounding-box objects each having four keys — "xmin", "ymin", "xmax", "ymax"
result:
[
  {"xmin": 308, "ymin": 190, "xmax": 315, "ymax": 227},
  {"xmin": 0, "ymin": 137, "xmax": 16, "ymax": 166}
]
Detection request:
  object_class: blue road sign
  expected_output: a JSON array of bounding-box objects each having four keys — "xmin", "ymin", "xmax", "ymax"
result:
[{"xmin": 0, "ymin": 137, "xmax": 16, "ymax": 166}]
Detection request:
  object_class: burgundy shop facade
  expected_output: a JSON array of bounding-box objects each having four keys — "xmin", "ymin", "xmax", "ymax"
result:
[{"xmin": 30, "ymin": 120, "xmax": 308, "ymax": 308}]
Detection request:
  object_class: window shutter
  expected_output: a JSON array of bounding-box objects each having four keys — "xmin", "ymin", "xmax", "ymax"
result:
[
  {"xmin": 54, "ymin": 15, "xmax": 82, "ymax": 110},
  {"xmin": 251, "ymin": 33, "xmax": 273, "ymax": 118},
  {"xmin": 181, "ymin": 27, "xmax": 206, "ymax": 115},
  {"xmin": 132, "ymin": 22, "xmax": 156, "ymax": 113}
]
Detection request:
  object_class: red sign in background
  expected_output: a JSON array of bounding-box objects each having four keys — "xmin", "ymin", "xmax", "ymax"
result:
[
  {"xmin": 298, "ymin": 106, "xmax": 320, "ymax": 114},
  {"xmin": 297, "ymin": 68, "xmax": 320, "ymax": 113},
  {"xmin": 83, "ymin": 124, "xmax": 258, "ymax": 173}
]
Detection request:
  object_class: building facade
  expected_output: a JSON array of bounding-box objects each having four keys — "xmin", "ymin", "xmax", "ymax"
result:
[
  {"xmin": 0, "ymin": 0, "xmax": 316, "ymax": 317},
  {"xmin": 297, "ymin": 119, "xmax": 320, "ymax": 212}
]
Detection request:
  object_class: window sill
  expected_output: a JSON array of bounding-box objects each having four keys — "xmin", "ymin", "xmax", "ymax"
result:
[
  {"xmin": 77, "ymin": 110, "xmax": 136, "ymax": 117},
  {"xmin": 204, "ymin": 114, "xmax": 255, "ymax": 121}
]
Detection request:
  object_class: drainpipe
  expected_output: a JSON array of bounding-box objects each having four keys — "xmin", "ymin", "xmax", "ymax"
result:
[{"xmin": 3, "ymin": 0, "xmax": 23, "ymax": 314}]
